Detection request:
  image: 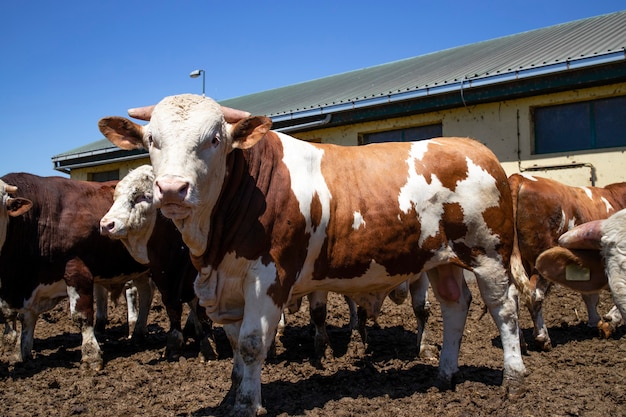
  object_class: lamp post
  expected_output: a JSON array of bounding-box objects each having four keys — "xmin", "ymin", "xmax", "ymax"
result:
[{"xmin": 189, "ymin": 69, "xmax": 205, "ymax": 96}]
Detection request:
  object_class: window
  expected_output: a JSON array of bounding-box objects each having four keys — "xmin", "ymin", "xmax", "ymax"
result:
[
  {"xmin": 89, "ymin": 170, "xmax": 119, "ymax": 182},
  {"xmin": 360, "ymin": 123, "xmax": 442, "ymax": 145},
  {"xmin": 534, "ymin": 96, "xmax": 626, "ymax": 154}
]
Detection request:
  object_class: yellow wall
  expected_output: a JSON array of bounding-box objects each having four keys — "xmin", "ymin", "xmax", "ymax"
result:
[
  {"xmin": 73, "ymin": 81, "xmax": 626, "ymax": 187},
  {"xmin": 295, "ymin": 82, "xmax": 626, "ymax": 187},
  {"xmin": 70, "ymin": 158, "xmax": 150, "ymax": 181}
]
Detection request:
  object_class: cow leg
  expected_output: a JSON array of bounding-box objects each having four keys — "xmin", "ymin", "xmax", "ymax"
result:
[
  {"xmin": 410, "ymin": 272, "xmax": 436, "ymax": 359},
  {"xmin": 474, "ymin": 264, "xmax": 527, "ymax": 395},
  {"xmin": 128, "ymin": 274, "xmax": 153, "ymax": 341},
  {"xmin": 94, "ymin": 284, "xmax": 108, "ymax": 334},
  {"xmin": 581, "ymin": 293, "xmax": 601, "ymax": 327},
  {"xmin": 124, "ymin": 282, "xmax": 139, "ymax": 338},
  {"xmin": 427, "ymin": 265, "xmax": 470, "ymax": 388},
  {"xmin": 184, "ymin": 298, "xmax": 217, "ymax": 362},
  {"xmin": 1, "ymin": 311, "xmax": 18, "ymax": 356},
  {"xmin": 345, "ymin": 295, "xmax": 358, "ymax": 330},
  {"xmin": 228, "ymin": 282, "xmax": 283, "ymax": 417},
  {"xmin": 308, "ymin": 290, "xmax": 333, "ymax": 359},
  {"xmin": 17, "ymin": 310, "xmax": 38, "ymax": 362},
  {"xmin": 527, "ymin": 274, "xmax": 552, "ymax": 351},
  {"xmin": 605, "ymin": 268, "xmax": 626, "ymax": 336},
  {"xmin": 65, "ymin": 259, "xmax": 102, "ymax": 371},
  {"xmin": 161, "ymin": 296, "xmax": 184, "ymax": 360}
]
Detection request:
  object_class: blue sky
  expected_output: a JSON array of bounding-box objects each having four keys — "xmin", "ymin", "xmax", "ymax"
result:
[{"xmin": 1, "ymin": 1, "xmax": 624, "ymax": 177}]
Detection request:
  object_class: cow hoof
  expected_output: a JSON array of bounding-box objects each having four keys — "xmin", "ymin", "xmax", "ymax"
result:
[
  {"xmin": 533, "ymin": 338, "xmax": 552, "ymax": 352},
  {"xmin": 503, "ymin": 375, "xmax": 526, "ymax": 399},
  {"xmin": 419, "ymin": 343, "xmax": 439, "ymax": 360},
  {"xmin": 434, "ymin": 376, "xmax": 453, "ymax": 391},
  {"xmin": 598, "ymin": 320, "xmax": 613, "ymax": 339},
  {"xmin": 199, "ymin": 337, "xmax": 218, "ymax": 362},
  {"xmin": 80, "ymin": 358, "xmax": 103, "ymax": 372}
]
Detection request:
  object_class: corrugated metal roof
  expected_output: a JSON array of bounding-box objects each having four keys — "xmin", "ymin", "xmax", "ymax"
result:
[{"xmin": 219, "ymin": 11, "xmax": 626, "ymax": 118}]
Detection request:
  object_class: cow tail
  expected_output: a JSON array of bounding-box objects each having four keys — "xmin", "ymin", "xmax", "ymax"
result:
[{"xmin": 508, "ymin": 174, "xmax": 533, "ymax": 309}]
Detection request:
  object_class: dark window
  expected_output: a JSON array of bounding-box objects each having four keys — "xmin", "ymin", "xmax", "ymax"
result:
[
  {"xmin": 361, "ymin": 123, "xmax": 442, "ymax": 145},
  {"xmin": 89, "ymin": 170, "xmax": 119, "ymax": 182},
  {"xmin": 534, "ymin": 96, "xmax": 626, "ymax": 154}
]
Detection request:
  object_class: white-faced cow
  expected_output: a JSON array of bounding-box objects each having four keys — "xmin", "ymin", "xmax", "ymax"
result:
[
  {"xmin": 100, "ymin": 165, "xmax": 215, "ymax": 360},
  {"xmin": 99, "ymin": 94, "xmax": 526, "ymax": 416},
  {"xmin": 508, "ymin": 173, "xmax": 626, "ymax": 351},
  {"xmin": 535, "ymin": 208, "xmax": 626, "ymax": 336},
  {"xmin": 0, "ymin": 173, "xmax": 152, "ymax": 370}
]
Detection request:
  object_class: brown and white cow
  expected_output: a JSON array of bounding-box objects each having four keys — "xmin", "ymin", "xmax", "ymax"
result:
[
  {"xmin": 535, "ymin": 208, "xmax": 626, "ymax": 335},
  {"xmin": 100, "ymin": 165, "xmax": 215, "ymax": 361},
  {"xmin": 0, "ymin": 173, "xmax": 152, "ymax": 370},
  {"xmin": 509, "ymin": 173, "xmax": 626, "ymax": 350},
  {"xmin": 103, "ymin": 166, "xmax": 431, "ymax": 361},
  {"xmin": 99, "ymin": 94, "xmax": 526, "ymax": 416}
]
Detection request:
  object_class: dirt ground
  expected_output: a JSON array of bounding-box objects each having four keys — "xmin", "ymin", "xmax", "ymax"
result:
[{"xmin": 0, "ymin": 281, "xmax": 624, "ymax": 417}]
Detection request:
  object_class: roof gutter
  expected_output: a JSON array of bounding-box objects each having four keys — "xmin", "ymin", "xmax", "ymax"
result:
[
  {"xmin": 53, "ymin": 152, "xmax": 148, "ymax": 173},
  {"xmin": 269, "ymin": 49, "xmax": 626, "ymax": 125}
]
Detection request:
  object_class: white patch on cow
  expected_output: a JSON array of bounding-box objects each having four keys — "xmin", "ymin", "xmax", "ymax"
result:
[
  {"xmin": 23, "ymin": 281, "xmax": 68, "ymax": 316},
  {"xmin": 279, "ymin": 133, "xmax": 332, "ymax": 281},
  {"xmin": 195, "ymin": 251, "xmax": 281, "ymax": 325},
  {"xmin": 352, "ymin": 211, "xmax": 366, "ymax": 230},
  {"xmin": 520, "ymin": 173, "xmax": 538, "ymax": 181},
  {"xmin": 399, "ymin": 140, "xmax": 501, "ymax": 251},
  {"xmin": 556, "ymin": 209, "xmax": 567, "ymax": 234},
  {"xmin": 601, "ymin": 196, "xmax": 613, "ymax": 213},
  {"xmin": 291, "ymin": 259, "xmax": 411, "ymax": 302},
  {"xmin": 568, "ymin": 217, "xmax": 577, "ymax": 231},
  {"xmin": 67, "ymin": 285, "xmax": 79, "ymax": 315},
  {"xmin": 580, "ymin": 186, "xmax": 593, "ymax": 200}
]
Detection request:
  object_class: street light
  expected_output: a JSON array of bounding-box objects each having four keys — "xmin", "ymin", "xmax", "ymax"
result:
[{"xmin": 189, "ymin": 69, "xmax": 205, "ymax": 96}]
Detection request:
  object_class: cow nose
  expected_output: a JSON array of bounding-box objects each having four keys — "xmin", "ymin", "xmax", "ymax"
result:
[
  {"xmin": 100, "ymin": 218, "xmax": 115, "ymax": 236},
  {"xmin": 155, "ymin": 177, "xmax": 190, "ymax": 203}
]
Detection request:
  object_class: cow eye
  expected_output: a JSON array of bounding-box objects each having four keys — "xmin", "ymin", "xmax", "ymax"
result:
[
  {"xmin": 133, "ymin": 194, "xmax": 152, "ymax": 205},
  {"xmin": 212, "ymin": 133, "xmax": 221, "ymax": 147},
  {"xmin": 147, "ymin": 133, "xmax": 159, "ymax": 150}
]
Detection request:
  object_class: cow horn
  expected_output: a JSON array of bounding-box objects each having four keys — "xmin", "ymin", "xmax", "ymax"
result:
[{"xmin": 4, "ymin": 185, "xmax": 17, "ymax": 194}]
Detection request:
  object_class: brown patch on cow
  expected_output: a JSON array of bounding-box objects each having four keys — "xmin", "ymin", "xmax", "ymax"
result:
[
  {"xmin": 310, "ymin": 192, "xmax": 322, "ymax": 232},
  {"xmin": 442, "ymin": 202, "xmax": 467, "ymax": 241}
]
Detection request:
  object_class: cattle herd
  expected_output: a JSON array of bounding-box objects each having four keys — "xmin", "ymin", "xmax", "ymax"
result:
[{"xmin": 0, "ymin": 93, "xmax": 624, "ymax": 417}]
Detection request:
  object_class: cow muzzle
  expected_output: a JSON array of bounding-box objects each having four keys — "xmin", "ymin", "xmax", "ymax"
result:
[
  {"xmin": 99, "ymin": 217, "xmax": 126, "ymax": 238},
  {"xmin": 155, "ymin": 176, "xmax": 192, "ymax": 219}
]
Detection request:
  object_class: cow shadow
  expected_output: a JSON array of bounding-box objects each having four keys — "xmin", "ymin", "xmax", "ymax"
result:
[
  {"xmin": 192, "ymin": 362, "xmax": 504, "ymax": 417},
  {"xmin": 518, "ymin": 321, "xmax": 623, "ymax": 352},
  {"xmin": 270, "ymin": 323, "xmax": 421, "ymax": 365}
]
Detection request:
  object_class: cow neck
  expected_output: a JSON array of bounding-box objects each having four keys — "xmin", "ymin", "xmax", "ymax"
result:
[{"xmin": 191, "ymin": 133, "xmax": 282, "ymax": 272}]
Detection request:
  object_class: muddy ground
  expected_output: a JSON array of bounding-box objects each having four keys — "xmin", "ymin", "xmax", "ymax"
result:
[{"xmin": 0, "ymin": 281, "xmax": 624, "ymax": 417}]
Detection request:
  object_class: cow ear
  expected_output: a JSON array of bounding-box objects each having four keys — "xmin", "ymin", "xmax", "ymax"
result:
[
  {"xmin": 99, "ymin": 117, "xmax": 146, "ymax": 150},
  {"xmin": 6, "ymin": 197, "xmax": 33, "ymax": 217},
  {"xmin": 230, "ymin": 116, "xmax": 273, "ymax": 150}
]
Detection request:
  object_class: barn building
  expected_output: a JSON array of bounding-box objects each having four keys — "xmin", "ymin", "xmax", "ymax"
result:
[{"xmin": 53, "ymin": 11, "xmax": 626, "ymax": 187}]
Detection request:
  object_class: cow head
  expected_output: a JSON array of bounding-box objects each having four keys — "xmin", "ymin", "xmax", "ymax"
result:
[
  {"xmin": 99, "ymin": 94, "xmax": 272, "ymax": 256},
  {"xmin": 0, "ymin": 179, "xmax": 33, "ymax": 254},
  {"xmin": 100, "ymin": 165, "xmax": 156, "ymax": 264}
]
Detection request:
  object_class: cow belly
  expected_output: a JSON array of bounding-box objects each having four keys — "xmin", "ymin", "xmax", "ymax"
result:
[
  {"xmin": 21, "ymin": 280, "xmax": 68, "ymax": 315},
  {"xmin": 93, "ymin": 270, "xmax": 150, "ymax": 289}
]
